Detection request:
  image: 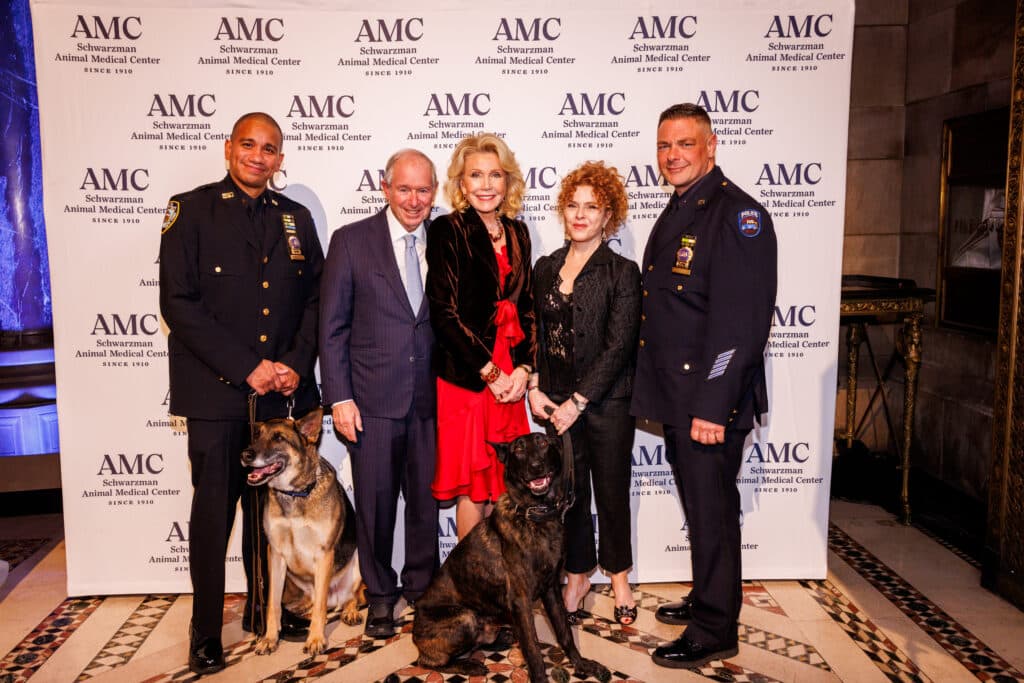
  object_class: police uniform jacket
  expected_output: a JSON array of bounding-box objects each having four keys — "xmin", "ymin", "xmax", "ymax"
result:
[
  {"xmin": 631, "ymin": 165, "xmax": 777, "ymax": 431},
  {"xmin": 426, "ymin": 206, "xmax": 535, "ymax": 392},
  {"xmin": 159, "ymin": 175, "xmax": 324, "ymax": 421},
  {"xmin": 533, "ymin": 241, "xmax": 641, "ymax": 404}
]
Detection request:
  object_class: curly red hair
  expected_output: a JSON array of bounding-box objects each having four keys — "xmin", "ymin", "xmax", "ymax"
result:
[{"xmin": 556, "ymin": 161, "xmax": 629, "ymax": 237}]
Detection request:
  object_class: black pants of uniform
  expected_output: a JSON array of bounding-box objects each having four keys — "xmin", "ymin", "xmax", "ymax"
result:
[
  {"xmin": 186, "ymin": 419, "xmax": 267, "ymax": 640},
  {"xmin": 663, "ymin": 423, "xmax": 748, "ymax": 647},
  {"xmin": 349, "ymin": 411, "xmax": 438, "ymax": 607},
  {"xmin": 553, "ymin": 396, "xmax": 635, "ymax": 575}
]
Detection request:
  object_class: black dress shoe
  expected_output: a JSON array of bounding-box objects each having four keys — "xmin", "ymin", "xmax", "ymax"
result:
[
  {"xmin": 189, "ymin": 626, "xmax": 225, "ymax": 676},
  {"xmin": 364, "ymin": 603, "xmax": 395, "ymax": 639},
  {"xmin": 655, "ymin": 595, "xmax": 693, "ymax": 625},
  {"xmin": 279, "ymin": 608, "xmax": 312, "ymax": 642},
  {"xmin": 652, "ymin": 634, "xmax": 738, "ymax": 669}
]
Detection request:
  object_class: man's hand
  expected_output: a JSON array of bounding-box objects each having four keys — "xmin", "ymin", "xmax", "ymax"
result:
[
  {"xmin": 528, "ymin": 388, "xmax": 559, "ymax": 421},
  {"xmin": 332, "ymin": 402, "xmax": 362, "ymax": 442},
  {"xmin": 272, "ymin": 362, "xmax": 299, "ymax": 396},
  {"xmin": 690, "ymin": 417, "xmax": 725, "ymax": 445},
  {"xmin": 246, "ymin": 359, "xmax": 278, "ymax": 395}
]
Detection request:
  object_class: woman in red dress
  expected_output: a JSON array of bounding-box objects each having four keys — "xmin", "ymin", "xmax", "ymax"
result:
[{"xmin": 425, "ymin": 133, "xmax": 535, "ymax": 539}]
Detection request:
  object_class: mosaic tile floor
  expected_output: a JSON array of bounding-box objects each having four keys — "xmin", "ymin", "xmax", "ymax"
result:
[{"xmin": 0, "ymin": 500, "xmax": 1022, "ymax": 682}]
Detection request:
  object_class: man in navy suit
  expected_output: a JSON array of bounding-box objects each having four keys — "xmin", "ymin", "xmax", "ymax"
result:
[{"xmin": 319, "ymin": 149, "xmax": 439, "ymax": 638}]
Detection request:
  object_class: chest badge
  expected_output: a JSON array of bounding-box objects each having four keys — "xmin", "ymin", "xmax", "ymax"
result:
[
  {"xmin": 282, "ymin": 214, "xmax": 305, "ymax": 261},
  {"xmin": 672, "ymin": 235, "xmax": 696, "ymax": 275}
]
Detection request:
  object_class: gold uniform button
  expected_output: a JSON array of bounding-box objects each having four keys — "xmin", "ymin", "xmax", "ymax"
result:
[
  {"xmin": 262, "ymin": 281, "xmax": 269, "ymax": 289},
  {"xmin": 676, "ymin": 284, "xmax": 683, "ymax": 291},
  {"xmin": 641, "ymin": 313, "xmax": 646, "ymax": 321},
  {"xmin": 263, "ymin": 256, "xmax": 269, "ymax": 264},
  {"xmin": 214, "ymin": 266, "xmax": 222, "ymax": 273},
  {"xmin": 643, "ymin": 289, "xmax": 648, "ymax": 297},
  {"xmin": 259, "ymin": 334, "xmax": 268, "ymax": 342},
  {"xmin": 647, "ymin": 265, "xmax": 654, "ymax": 272},
  {"xmin": 262, "ymin": 308, "xmax": 270, "ymax": 316},
  {"xmin": 639, "ymin": 339, "xmax": 646, "ymax": 348}
]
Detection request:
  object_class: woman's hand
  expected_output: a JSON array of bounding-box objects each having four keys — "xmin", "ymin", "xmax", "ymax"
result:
[
  {"xmin": 501, "ymin": 366, "xmax": 529, "ymax": 403},
  {"xmin": 549, "ymin": 399, "xmax": 581, "ymax": 435},
  {"xmin": 528, "ymin": 388, "xmax": 558, "ymax": 419}
]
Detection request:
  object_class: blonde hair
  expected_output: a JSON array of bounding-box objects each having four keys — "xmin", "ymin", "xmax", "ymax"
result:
[
  {"xmin": 556, "ymin": 161, "xmax": 629, "ymax": 237},
  {"xmin": 444, "ymin": 133, "xmax": 525, "ymax": 218}
]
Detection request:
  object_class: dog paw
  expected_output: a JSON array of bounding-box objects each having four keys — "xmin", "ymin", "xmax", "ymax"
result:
[
  {"xmin": 303, "ymin": 634, "xmax": 327, "ymax": 655},
  {"xmin": 548, "ymin": 665, "xmax": 570, "ymax": 683},
  {"xmin": 575, "ymin": 658, "xmax": 611, "ymax": 683},
  {"xmin": 341, "ymin": 602, "xmax": 363, "ymax": 626},
  {"xmin": 254, "ymin": 636, "xmax": 279, "ymax": 655}
]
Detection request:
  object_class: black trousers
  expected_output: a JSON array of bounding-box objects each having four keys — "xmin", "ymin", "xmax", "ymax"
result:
[
  {"xmin": 349, "ymin": 410, "xmax": 438, "ymax": 606},
  {"xmin": 186, "ymin": 419, "xmax": 267, "ymax": 640},
  {"xmin": 663, "ymin": 423, "xmax": 748, "ymax": 646},
  {"xmin": 553, "ymin": 396, "xmax": 635, "ymax": 575}
]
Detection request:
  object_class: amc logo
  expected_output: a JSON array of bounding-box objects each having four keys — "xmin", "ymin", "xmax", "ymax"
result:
[
  {"xmin": 629, "ymin": 16, "xmax": 696, "ymax": 40},
  {"xmin": 746, "ymin": 442, "xmax": 811, "ymax": 463},
  {"xmin": 80, "ymin": 168, "xmax": 149, "ymax": 192},
  {"xmin": 524, "ymin": 167, "xmax": 558, "ymax": 191},
  {"xmin": 91, "ymin": 313, "xmax": 160, "ymax": 336},
  {"xmin": 559, "ymin": 93, "xmax": 625, "ymax": 117},
  {"xmin": 623, "ymin": 164, "xmax": 668, "ymax": 189},
  {"xmin": 773, "ymin": 305, "xmax": 816, "ymax": 327},
  {"xmin": 437, "ymin": 516, "xmax": 458, "ymax": 539},
  {"xmin": 214, "ymin": 16, "xmax": 284, "ymax": 41},
  {"xmin": 355, "ymin": 169, "xmax": 386, "ymax": 193},
  {"xmin": 423, "ymin": 93, "xmax": 490, "ymax": 117},
  {"xmin": 765, "ymin": 15, "xmax": 832, "ymax": 38},
  {"xmin": 71, "ymin": 15, "xmax": 141, "ymax": 40},
  {"xmin": 98, "ymin": 453, "xmax": 164, "ymax": 476},
  {"xmin": 696, "ymin": 89, "xmax": 759, "ymax": 113},
  {"xmin": 166, "ymin": 521, "xmax": 189, "ymax": 542},
  {"xmin": 287, "ymin": 95, "xmax": 355, "ymax": 118},
  {"xmin": 756, "ymin": 163, "xmax": 822, "ymax": 186},
  {"xmin": 492, "ymin": 17, "xmax": 561, "ymax": 41},
  {"xmin": 631, "ymin": 444, "xmax": 664, "ymax": 467},
  {"xmin": 148, "ymin": 94, "xmax": 216, "ymax": 118},
  {"xmin": 354, "ymin": 18, "xmax": 423, "ymax": 42}
]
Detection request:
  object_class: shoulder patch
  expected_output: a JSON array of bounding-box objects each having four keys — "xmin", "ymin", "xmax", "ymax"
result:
[
  {"xmin": 737, "ymin": 209, "xmax": 761, "ymax": 238},
  {"xmin": 161, "ymin": 200, "xmax": 180, "ymax": 234}
]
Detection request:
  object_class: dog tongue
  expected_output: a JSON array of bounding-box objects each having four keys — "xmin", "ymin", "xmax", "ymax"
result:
[
  {"xmin": 529, "ymin": 476, "xmax": 550, "ymax": 491},
  {"xmin": 247, "ymin": 463, "xmax": 279, "ymax": 482}
]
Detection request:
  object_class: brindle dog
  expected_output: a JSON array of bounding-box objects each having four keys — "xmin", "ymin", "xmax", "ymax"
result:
[
  {"xmin": 412, "ymin": 432, "xmax": 610, "ymax": 683},
  {"xmin": 241, "ymin": 408, "xmax": 365, "ymax": 655}
]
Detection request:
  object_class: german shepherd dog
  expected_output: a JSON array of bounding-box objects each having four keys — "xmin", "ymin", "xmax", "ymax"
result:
[
  {"xmin": 412, "ymin": 433, "xmax": 610, "ymax": 683},
  {"xmin": 241, "ymin": 408, "xmax": 365, "ymax": 655}
]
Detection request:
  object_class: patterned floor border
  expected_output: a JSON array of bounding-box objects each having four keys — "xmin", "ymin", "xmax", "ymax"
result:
[
  {"xmin": 76, "ymin": 595, "xmax": 179, "ymax": 681},
  {"xmin": 828, "ymin": 524, "xmax": 1024, "ymax": 683},
  {"xmin": 0, "ymin": 597, "xmax": 104, "ymax": 683}
]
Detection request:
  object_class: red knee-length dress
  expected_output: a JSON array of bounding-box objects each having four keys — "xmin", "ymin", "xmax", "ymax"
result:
[{"xmin": 432, "ymin": 246, "xmax": 530, "ymax": 502}]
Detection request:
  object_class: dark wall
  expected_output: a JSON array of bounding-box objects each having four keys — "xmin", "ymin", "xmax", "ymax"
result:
[{"xmin": 841, "ymin": 0, "xmax": 1014, "ymax": 503}]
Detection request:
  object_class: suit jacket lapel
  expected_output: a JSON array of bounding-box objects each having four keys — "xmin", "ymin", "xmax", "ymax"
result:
[{"xmin": 370, "ymin": 209, "xmax": 414, "ymax": 315}]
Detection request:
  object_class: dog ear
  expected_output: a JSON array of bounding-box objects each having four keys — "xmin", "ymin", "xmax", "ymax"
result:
[
  {"xmin": 296, "ymin": 407, "xmax": 324, "ymax": 443},
  {"xmin": 487, "ymin": 440, "xmax": 511, "ymax": 464}
]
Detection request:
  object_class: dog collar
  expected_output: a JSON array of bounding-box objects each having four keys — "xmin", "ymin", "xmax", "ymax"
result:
[
  {"xmin": 277, "ymin": 480, "xmax": 316, "ymax": 498},
  {"xmin": 515, "ymin": 499, "xmax": 571, "ymax": 522}
]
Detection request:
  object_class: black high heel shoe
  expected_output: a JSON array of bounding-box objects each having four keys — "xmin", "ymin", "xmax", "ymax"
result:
[{"xmin": 614, "ymin": 604, "xmax": 637, "ymax": 626}]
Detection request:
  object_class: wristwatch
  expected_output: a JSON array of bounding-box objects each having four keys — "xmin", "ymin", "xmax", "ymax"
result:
[{"xmin": 570, "ymin": 394, "xmax": 587, "ymax": 412}]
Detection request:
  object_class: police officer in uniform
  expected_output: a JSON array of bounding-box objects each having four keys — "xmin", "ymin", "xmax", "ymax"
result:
[
  {"xmin": 632, "ymin": 103, "xmax": 777, "ymax": 669},
  {"xmin": 159, "ymin": 112, "xmax": 323, "ymax": 675}
]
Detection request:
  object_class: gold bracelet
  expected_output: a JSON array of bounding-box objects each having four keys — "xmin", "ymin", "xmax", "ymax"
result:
[{"xmin": 481, "ymin": 364, "xmax": 501, "ymax": 383}]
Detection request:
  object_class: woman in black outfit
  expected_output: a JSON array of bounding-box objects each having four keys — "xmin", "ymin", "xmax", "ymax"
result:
[{"xmin": 528, "ymin": 161, "xmax": 641, "ymax": 625}]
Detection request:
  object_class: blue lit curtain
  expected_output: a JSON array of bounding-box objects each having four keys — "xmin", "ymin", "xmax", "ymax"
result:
[{"xmin": 1, "ymin": 0, "xmax": 52, "ymax": 337}]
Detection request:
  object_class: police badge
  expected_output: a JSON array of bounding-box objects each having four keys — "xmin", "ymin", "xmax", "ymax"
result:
[
  {"xmin": 282, "ymin": 214, "xmax": 304, "ymax": 261},
  {"xmin": 672, "ymin": 235, "xmax": 696, "ymax": 275}
]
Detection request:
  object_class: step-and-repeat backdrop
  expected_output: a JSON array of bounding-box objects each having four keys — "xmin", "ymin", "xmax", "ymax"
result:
[{"xmin": 31, "ymin": 0, "xmax": 853, "ymax": 595}]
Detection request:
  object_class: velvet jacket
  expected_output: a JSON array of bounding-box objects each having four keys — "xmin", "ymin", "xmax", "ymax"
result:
[
  {"xmin": 533, "ymin": 241, "xmax": 641, "ymax": 405},
  {"xmin": 426, "ymin": 206, "xmax": 535, "ymax": 392}
]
